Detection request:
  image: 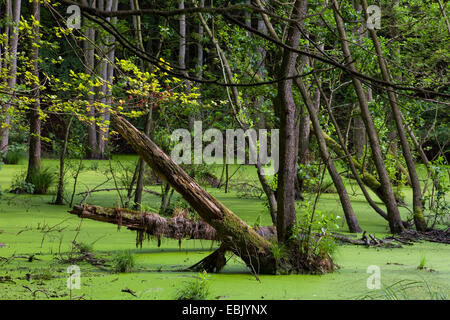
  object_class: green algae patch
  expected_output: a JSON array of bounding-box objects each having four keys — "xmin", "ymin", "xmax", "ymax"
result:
[{"xmin": 1, "ymin": 158, "xmax": 449, "ymax": 299}]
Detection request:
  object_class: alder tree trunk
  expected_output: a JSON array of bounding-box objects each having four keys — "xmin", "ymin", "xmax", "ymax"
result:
[
  {"xmin": 275, "ymin": 0, "xmax": 307, "ymax": 244},
  {"xmin": 55, "ymin": 117, "xmax": 74, "ymax": 205},
  {"xmin": 0, "ymin": 0, "xmax": 21, "ymax": 155},
  {"xmin": 351, "ymin": 1, "xmax": 367, "ymax": 160},
  {"xmin": 133, "ymin": 108, "xmax": 153, "ymax": 209},
  {"xmin": 82, "ymin": 0, "xmax": 99, "ymax": 159},
  {"xmin": 332, "ymin": 0, "xmax": 404, "ymax": 234},
  {"xmin": 295, "ymin": 78, "xmax": 362, "ymax": 233},
  {"xmin": 97, "ymin": 0, "xmax": 117, "ymax": 158},
  {"xmin": 26, "ymin": 0, "xmax": 41, "ymax": 182},
  {"xmin": 111, "ymin": 113, "xmax": 277, "ymax": 274},
  {"xmin": 361, "ymin": 0, "xmax": 427, "ymax": 232}
]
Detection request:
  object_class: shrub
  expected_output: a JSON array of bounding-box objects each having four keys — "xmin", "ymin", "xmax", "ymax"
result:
[
  {"xmin": 5, "ymin": 150, "xmax": 25, "ymax": 164},
  {"xmin": 296, "ymin": 202, "xmax": 340, "ymax": 259},
  {"xmin": 175, "ymin": 271, "xmax": 210, "ymax": 300},
  {"xmin": 112, "ymin": 250, "xmax": 135, "ymax": 273},
  {"xmin": 29, "ymin": 167, "xmax": 56, "ymax": 194},
  {"xmin": 2, "ymin": 143, "xmax": 26, "ymax": 165},
  {"xmin": 10, "ymin": 175, "xmax": 35, "ymax": 194}
]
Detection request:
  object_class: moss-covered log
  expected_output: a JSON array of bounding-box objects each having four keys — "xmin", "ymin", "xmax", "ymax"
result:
[
  {"xmin": 69, "ymin": 204, "xmax": 277, "ymax": 247},
  {"xmin": 69, "ymin": 204, "xmax": 219, "ymax": 246},
  {"xmin": 111, "ymin": 113, "xmax": 277, "ymax": 274}
]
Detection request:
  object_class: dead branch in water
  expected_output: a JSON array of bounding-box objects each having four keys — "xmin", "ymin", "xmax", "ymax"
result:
[{"xmin": 69, "ymin": 204, "xmax": 276, "ymax": 248}]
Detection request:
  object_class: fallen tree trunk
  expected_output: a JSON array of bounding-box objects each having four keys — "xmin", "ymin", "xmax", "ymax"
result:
[
  {"xmin": 111, "ymin": 113, "xmax": 277, "ymax": 274},
  {"xmin": 69, "ymin": 204, "xmax": 277, "ymax": 247},
  {"xmin": 69, "ymin": 204, "xmax": 219, "ymax": 246}
]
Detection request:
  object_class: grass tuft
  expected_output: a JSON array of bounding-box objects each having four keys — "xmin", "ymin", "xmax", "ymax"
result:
[{"xmin": 112, "ymin": 250, "xmax": 135, "ymax": 273}]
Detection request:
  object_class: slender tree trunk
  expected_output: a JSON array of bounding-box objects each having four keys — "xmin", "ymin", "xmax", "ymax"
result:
[
  {"xmin": 0, "ymin": 0, "xmax": 21, "ymax": 155},
  {"xmin": 97, "ymin": 0, "xmax": 116, "ymax": 158},
  {"xmin": 179, "ymin": 0, "xmax": 195, "ymax": 130},
  {"xmin": 352, "ymin": 5, "xmax": 367, "ymax": 159},
  {"xmin": 437, "ymin": 0, "xmax": 450, "ymax": 35},
  {"xmin": 195, "ymin": 0, "xmax": 204, "ymax": 122},
  {"xmin": 362, "ymin": 0, "xmax": 427, "ymax": 231},
  {"xmin": 55, "ymin": 117, "xmax": 74, "ymax": 205},
  {"xmin": 82, "ymin": 0, "xmax": 98, "ymax": 159},
  {"xmin": 332, "ymin": 0, "xmax": 404, "ymax": 233},
  {"xmin": 130, "ymin": 0, "xmax": 144, "ymax": 51},
  {"xmin": 26, "ymin": 0, "xmax": 41, "ymax": 182},
  {"xmin": 133, "ymin": 107, "xmax": 153, "ymax": 209},
  {"xmin": 295, "ymin": 78, "xmax": 362, "ymax": 233},
  {"xmin": 224, "ymin": 163, "xmax": 229, "ymax": 193},
  {"xmin": 159, "ymin": 183, "xmax": 171, "ymax": 214},
  {"xmin": 254, "ymin": 5, "xmax": 278, "ymax": 224},
  {"xmin": 179, "ymin": 0, "xmax": 186, "ymax": 73},
  {"xmin": 353, "ymin": 105, "xmax": 366, "ymax": 159}
]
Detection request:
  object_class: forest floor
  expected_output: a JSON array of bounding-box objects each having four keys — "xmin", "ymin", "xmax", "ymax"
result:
[{"xmin": 0, "ymin": 156, "xmax": 449, "ymax": 300}]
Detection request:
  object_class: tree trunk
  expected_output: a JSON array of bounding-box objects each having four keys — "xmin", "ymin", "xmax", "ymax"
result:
[
  {"xmin": 351, "ymin": 2, "xmax": 367, "ymax": 160},
  {"xmin": 111, "ymin": 113, "xmax": 276, "ymax": 274},
  {"xmin": 97, "ymin": 0, "xmax": 117, "ymax": 158},
  {"xmin": 26, "ymin": 0, "xmax": 41, "ymax": 182},
  {"xmin": 55, "ymin": 117, "xmax": 74, "ymax": 205},
  {"xmin": 295, "ymin": 78, "xmax": 362, "ymax": 233},
  {"xmin": 254, "ymin": 8, "xmax": 277, "ymax": 224},
  {"xmin": 133, "ymin": 108, "xmax": 153, "ymax": 209},
  {"xmin": 353, "ymin": 110, "xmax": 366, "ymax": 159},
  {"xmin": 82, "ymin": 0, "xmax": 99, "ymax": 159},
  {"xmin": 275, "ymin": 0, "xmax": 307, "ymax": 244},
  {"xmin": 332, "ymin": 0, "xmax": 404, "ymax": 234},
  {"xmin": 362, "ymin": 0, "xmax": 427, "ymax": 231},
  {"xmin": 0, "ymin": 0, "xmax": 21, "ymax": 155},
  {"xmin": 179, "ymin": 0, "xmax": 195, "ymax": 130}
]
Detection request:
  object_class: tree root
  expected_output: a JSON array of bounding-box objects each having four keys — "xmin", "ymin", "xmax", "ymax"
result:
[
  {"xmin": 332, "ymin": 231, "xmax": 403, "ymax": 248},
  {"xmin": 333, "ymin": 228, "xmax": 450, "ymax": 247},
  {"xmin": 387, "ymin": 228, "xmax": 450, "ymax": 245},
  {"xmin": 188, "ymin": 243, "xmax": 229, "ymax": 273}
]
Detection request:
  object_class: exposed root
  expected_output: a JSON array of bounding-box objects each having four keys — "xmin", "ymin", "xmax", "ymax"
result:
[
  {"xmin": 332, "ymin": 232, "xmax": 403, "ymax": 248},
  {"xmin": 188, "ymin": 243, "xmax": 229, "ymax": 273},
  {"xmin": 121, "ymin": 288, "xmax": 137, "ymax": 297},
  {"xmin": 388, "ymin": 228, "xmax": 450, "ymax": 245},
  {"xmin": 275, "ymin": 241, "xmax": 335, "ymax": 275},
  {"xmin": 333, "ymin": 228, "xmax": 450, "ymax": 247}
]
